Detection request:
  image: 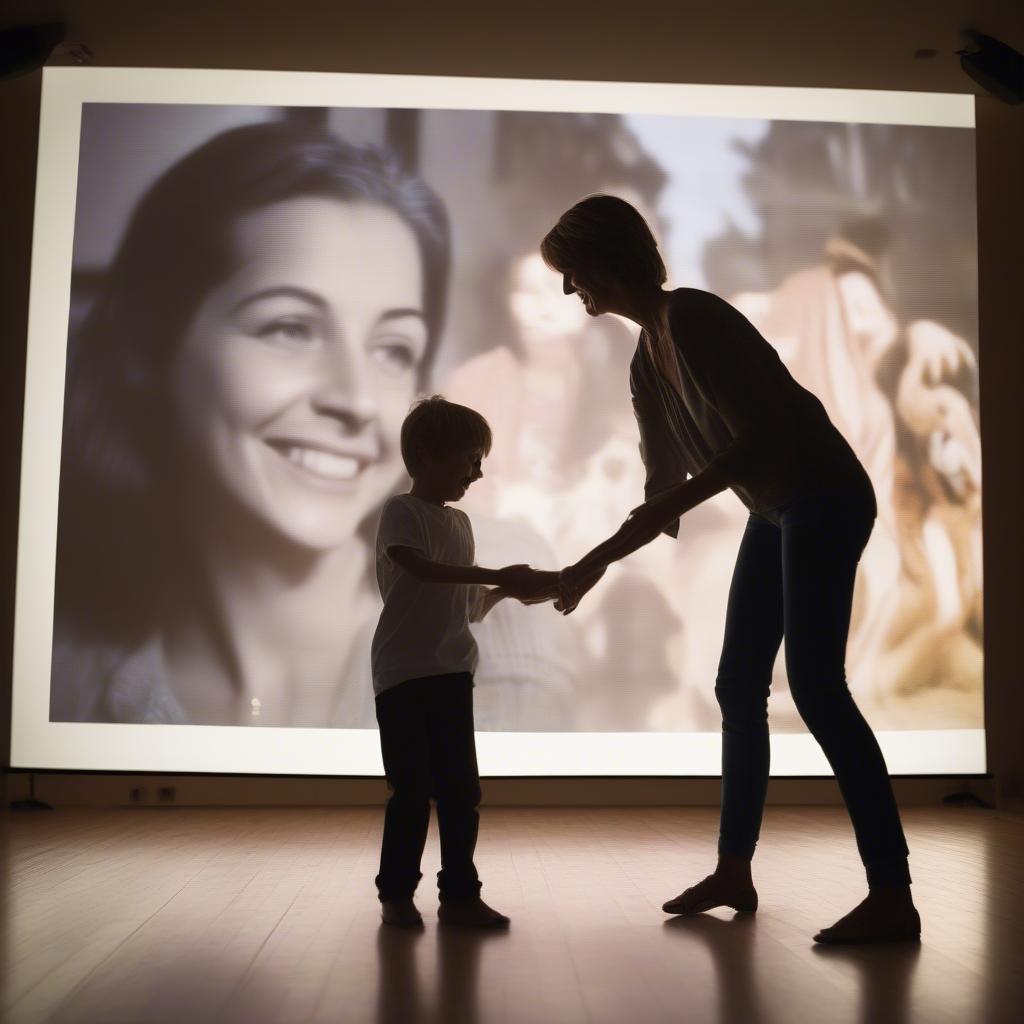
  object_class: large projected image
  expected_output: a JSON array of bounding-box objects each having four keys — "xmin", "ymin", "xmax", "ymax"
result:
[{"xmin": 13, "ymin": 70, "xmax": 982, "ymax": 774}]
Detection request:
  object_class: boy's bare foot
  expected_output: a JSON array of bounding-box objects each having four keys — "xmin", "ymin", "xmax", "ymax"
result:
[
  {"xmin": 662, "ymin": 873, "xmax": 759, "ymax": 916},
  {"xmin": 438, "ymin": 897, "xmax": 510, "ymax": 929},
  {"xmin": 814, "ymin": 888, "xmax": 921, "ymax": 944},
  {"xmin": 381, "ymin": 898, "xmax": 423, "ymax": 927}
]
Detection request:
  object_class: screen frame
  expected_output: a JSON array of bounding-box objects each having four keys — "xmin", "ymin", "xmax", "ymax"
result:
[{"xmin": 11, "ymin": 66, "xmax": 982, "ymax": 777}]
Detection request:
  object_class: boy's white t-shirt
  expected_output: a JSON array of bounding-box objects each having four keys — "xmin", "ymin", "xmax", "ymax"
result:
[{"xmin": 371, "ymin": 493, "xmax": 484, "ymax": 696}]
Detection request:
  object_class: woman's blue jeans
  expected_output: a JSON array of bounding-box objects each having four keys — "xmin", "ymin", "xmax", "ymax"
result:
[{"xmin": 715, "ymin": 482, "xmax": 911, "ymax": 888}]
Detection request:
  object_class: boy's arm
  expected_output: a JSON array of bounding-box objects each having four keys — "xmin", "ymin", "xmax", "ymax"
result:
[
  {"xmin": 469, "ymin": 573, "xmax": 560, "ymax": 621},
  {"xmin": 388, "ymin": 546, "xmax": 555, "ymax": 599}
]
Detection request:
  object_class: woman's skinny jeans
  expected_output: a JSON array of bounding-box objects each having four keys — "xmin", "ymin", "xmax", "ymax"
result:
[{"xmin": 715, "ymin": 483, "xmax": 911, "ymax": 888}]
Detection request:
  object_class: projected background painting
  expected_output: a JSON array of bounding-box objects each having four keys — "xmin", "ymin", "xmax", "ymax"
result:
[{"xmin": 48, "ymin": 97, "xmax": 981, "ymax": 739}]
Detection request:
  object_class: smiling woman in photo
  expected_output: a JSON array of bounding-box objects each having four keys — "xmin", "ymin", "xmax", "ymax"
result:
[{"xmin": 51, "ymin": 119, "xmax": 449, "ymax": 727}]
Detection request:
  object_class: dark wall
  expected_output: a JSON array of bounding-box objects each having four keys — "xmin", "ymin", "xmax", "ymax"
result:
[
  {"xmin": 975, "ymin": 99, "xmax": 1024, "ymax": 802},
  {"xmin": 0, "ymin": 70, "xmax": 40, "ymax": 785},
  {"xmin": 2, "ymin": 2, "xmax": 1022, "ymax": 799}
]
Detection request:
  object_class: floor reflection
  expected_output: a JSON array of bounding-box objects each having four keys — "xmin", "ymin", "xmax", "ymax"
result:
[
  {"xmin": 374, "ymin": 922, "xmax": 509, "ymax": 1024},
  {"xmin": 664, "ymin": 909, "xmax": 923, "ymax": 1024},
  {"xmin": 812, "ymin": 940, "xmax": 921, "ymax": 1024},
  {"xmin": 663, "ymin": 913, "xmax": 760, "ymax": 1023}
]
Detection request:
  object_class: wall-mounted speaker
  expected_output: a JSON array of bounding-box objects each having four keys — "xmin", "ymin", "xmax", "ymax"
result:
[
  {"xmin": 0, "ymin": 22, "xmax": 65, "ymax": 79},
  {"xmin": 958, "ymin": 32, "xmax": 1024, "ymax": 105}
]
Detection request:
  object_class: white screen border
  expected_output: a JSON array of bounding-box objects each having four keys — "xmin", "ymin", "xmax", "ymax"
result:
[{"xmin": 12, "ymin": 66, "xmax": 982, "ymax": 776}]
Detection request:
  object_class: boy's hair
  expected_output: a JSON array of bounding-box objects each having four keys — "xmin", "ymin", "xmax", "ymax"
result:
[
  {"xmin": 400, "ymin": 396, "xmax": 493, "ymax": 476},
  {"xmin": 540, "ymin": 193, "xmax": 667, "ymax": 290}
]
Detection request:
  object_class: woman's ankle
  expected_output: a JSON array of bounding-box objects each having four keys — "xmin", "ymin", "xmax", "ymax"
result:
[
  {"xmin": 715, "ymin": 852, "xmax": 754, "ymax": 885},
  {"xmin": 867, "ymin": 884, "xmax": 914, "ymax": 905}
]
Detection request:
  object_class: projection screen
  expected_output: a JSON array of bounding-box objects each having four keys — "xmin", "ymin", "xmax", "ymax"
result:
[{"xmin": 11, "ymin": 68, "xmax": 983, "ymax": 775}]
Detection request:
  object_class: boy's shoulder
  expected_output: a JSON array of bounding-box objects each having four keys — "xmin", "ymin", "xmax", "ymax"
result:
[
  {"xmin": 450, "ymin": 504, "xmax": 473, "ymax": 528},
  {"xmin": 381, "ymin": 492, "xmax": 414, "ymax": 513},
  {"xmin": 377, "ymin": 493, "xmax": 422, "ymax": 540},
  {"xmin": 380, "ymin": 492, "xmax": 472, "ymax": 528}
]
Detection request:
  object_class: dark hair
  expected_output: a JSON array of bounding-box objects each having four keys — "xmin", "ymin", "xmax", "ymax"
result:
[
  {"xmin": 400, "ymin": 396, "xmax": 492, "ymax": 476},
  {"xmin": 540, "ymin": 193, "xmax": 667, "ymax": 290},
  {"xmin": 56, "ymin": 118, "xmax": 451, "ymax": 640},
  {"xmin": 824, "ymin": 216, "xmax": 891, "ymax": 283}
]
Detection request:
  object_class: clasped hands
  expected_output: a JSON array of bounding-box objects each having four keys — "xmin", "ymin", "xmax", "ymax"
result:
[
  {"xmin": 493, "ymin": 493, "xmax": 674, "ymax": 616},
  {"xmin": 493, "ymin": 563, "xmax": 607, "ymax": 616}
]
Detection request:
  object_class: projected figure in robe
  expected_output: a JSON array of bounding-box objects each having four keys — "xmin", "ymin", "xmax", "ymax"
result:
[
  {"xmin": 729, "ymin": 222, "xmax": 901, "ymax": 686},
  {"xmin": 51, "ymin": 121, "xmax": 452, "ymax": 728},
  {"xmin": 731, "ymin": 226, "xmax": 983, "ymax": 721},
  {"xmin": 876, "ymin": 317, "xmax": 983, "ymax": 715},
  {"xmin": 541, "ymin": 194, "xmax": 920, "ymax": 945}
]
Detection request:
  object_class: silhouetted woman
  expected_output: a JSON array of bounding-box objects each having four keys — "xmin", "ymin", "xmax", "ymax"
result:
[{"xmin": 541, "ymin": 194, "xmax": 920, "ymax": 944}]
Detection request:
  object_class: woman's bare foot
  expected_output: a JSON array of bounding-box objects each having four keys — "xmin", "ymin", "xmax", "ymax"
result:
[
  {"xmin": 438, "ymin": 896, "xmax": 510, "ymax": 929},
  {"xmin": 813, "ymin": 887, "xmax": 921, "ymax": 944},
  {"xmin": 663, "ymin": 874, "xmax": 759, "ymax": 915},
  {"xmin": 663, "ymin": 856, "xmax": 758, "ymax": 916}
]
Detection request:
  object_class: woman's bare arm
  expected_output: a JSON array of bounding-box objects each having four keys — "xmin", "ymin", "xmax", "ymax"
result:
[{"xmin": 556, "ymin": 464, "xmax": 729, "ymax": 614}]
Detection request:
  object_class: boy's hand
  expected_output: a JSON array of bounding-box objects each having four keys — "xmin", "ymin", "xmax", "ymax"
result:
[
  {"xmin": 495, "ymin": 565, "xmax": 560, "ymax": 602},
  {"xmin": 517, "ymin": 570, "xmax": 561, "ymax": 604},
  {"xmin": 479, "ymin": 587, "xmax": 508, "ymax": 618},
  {"xmin": 494, "ymin": 564, "xmax": 531, "ymax": 593}
]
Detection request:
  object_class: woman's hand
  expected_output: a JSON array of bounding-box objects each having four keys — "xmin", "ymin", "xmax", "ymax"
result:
[{"xmin": 554, "ymin": 564, "xmax": 607, "ymax": 616}]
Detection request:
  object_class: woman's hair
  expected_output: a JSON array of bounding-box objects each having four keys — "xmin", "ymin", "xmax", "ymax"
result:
[
  {"xmin": 56, "ymin": 118, "xmax": 451, "ymax": 641},
  {"xmin": 400, "ymin": 396, "xmax": 492, "ymax": 476},
  {"xmin": 540, "ymin": 194, "xmax": 667, "ymax": 290}
]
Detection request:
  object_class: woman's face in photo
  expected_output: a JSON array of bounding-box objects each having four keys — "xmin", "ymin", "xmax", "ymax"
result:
[
  {"xmin": 172, "ymin": 196, "xmax": 427, "ymax": 550},
  {"xmin": 835, "ymin": 269, "xmax": 898, "ymax": 369},
  {"xmin": 509, "ymin": 253, "xmax": 587, "ymax": 356}
]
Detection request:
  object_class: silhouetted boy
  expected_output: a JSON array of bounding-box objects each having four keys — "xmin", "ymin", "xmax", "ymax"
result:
[{"xmin": 371, "ymin": 396, "xmax": 556, "ymax": 927}]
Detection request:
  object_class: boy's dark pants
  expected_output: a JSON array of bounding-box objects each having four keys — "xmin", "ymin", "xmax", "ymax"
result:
[{"xmin": 375, "ymin": 672, "xmax": 483, "ymax": 903}]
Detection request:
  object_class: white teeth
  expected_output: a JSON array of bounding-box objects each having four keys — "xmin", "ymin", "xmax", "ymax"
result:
[{"xmin": 280, "ymin": 445, "xmax": 361, "ymax": 480}]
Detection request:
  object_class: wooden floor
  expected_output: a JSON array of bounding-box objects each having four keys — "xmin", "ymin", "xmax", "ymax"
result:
[{"xmin": 3, "ymin": 804, "xmax": 1023, "ymax": 1024}]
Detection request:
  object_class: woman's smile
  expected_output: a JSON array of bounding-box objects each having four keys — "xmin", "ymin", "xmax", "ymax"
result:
[
  {"xmin": 263, "ymin": 436, "xmax": 380, "ymax": 488},
  {"xmin": 562, "ymin": 272, "xmax": 599, "ymax": 315},
  {"xmin": 173, "ymin": 197, "xmax": 427, "ymax": 549}
]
